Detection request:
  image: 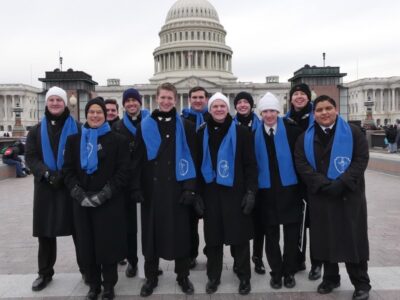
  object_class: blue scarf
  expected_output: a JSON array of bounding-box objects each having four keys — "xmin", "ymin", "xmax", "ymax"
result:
[
  {"xmin": 40, "ymin": 115, "xmax": 78, "ymax": 171},
  {"xmin": 285, "ymin": 102, "xmax": 314, "ymax": 128},
  {"xmin": 122, "ymin": 109, "xmax": 150, "ymax": 136},
  {"xmin": 255, "ymin": 117, "xmax": 298, "ymax": 188},
  {"xmin": 141, "ymin": 113, "xmax": 196, "ymax": 181},
  {"xmin": 234, "ymin": 112, "xmax": 261, "ymax": 132},
  {"xmin": 182, "ymin": 107, "xmax": 207, "ymax": 129},
  {"xmin": 201, "ymin": 121, "xmax": 237, "ymax": 187},
  {"xmin": 304, "ymin": 116, "xmax": 353, "ymax": 179},
  {"xmin": 80, "ymin": 122, "xmax": 111, "ymax": 175}
]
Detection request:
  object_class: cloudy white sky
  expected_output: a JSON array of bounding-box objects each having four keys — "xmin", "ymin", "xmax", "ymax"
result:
[{"xmin": 1, "ymin": 0, "xmax": 399, "ymax": 88}]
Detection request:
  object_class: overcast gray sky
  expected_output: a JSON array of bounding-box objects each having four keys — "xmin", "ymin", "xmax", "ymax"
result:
[{"xmin": 1, "ymin": 0, "xmax": 399, "ymax": 88}]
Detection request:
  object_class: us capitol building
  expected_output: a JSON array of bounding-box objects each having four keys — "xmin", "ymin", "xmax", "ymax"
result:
[
  {"xmin": 96, "ymin": 0, "xmax": 291, "ymax": 114},
  {"xmin": 1, "ymin": 0, "xmax": 400, "ymax": 132}
]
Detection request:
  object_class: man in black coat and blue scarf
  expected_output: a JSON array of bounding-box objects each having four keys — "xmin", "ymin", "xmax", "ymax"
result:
[
  {"xmin": 254, "ymin": 92, "xmax": 303, "ymax": 289},
  {"xmin": 132, "ymin": 83, "xmax": 201, "ymax": 297},
  {"xmin": 112, "ymin": 88, "xmax": 150, "ymax": 278},
  {"xmin": 295, "ymin": 95, "xmax": 371, "ymax": 300},
  {"xmin": 25, "ymin": 86, "xmax": 80, "ymax": 291},
  {"xmin": 198, "ymin": 92, "xmax": 257, "ymax": 295}
]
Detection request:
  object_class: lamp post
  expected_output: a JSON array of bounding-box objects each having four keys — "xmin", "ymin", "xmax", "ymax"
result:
[{"xmin": 363, "ymin": 96, "xmax": 375, "ymax": 129}]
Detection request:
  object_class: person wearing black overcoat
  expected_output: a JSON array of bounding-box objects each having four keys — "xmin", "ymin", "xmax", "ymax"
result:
[
  {"xmin": 180, "ymin": 86, "xmax": 209, "ymax": 269},
  {"xmin": 294, "ymin": 95, "xmax": 371, "ymax": 300},
  {"xmin": 25, "ymin": 86, "xmax": 81, "ymax": 292},
  {"xmin": 132, "ymin": 83, "xmax": 200, "ymax": 297},
  {"xmin": 63, "ymin": 97, "xmax": 129, "ymax": 300},
  {"xmin": 255, "ymin": 92, "xmax": 303, "ymax": 289},
  {"xmin": 232, "ymin": 91, "xmax": 265, "ymax": 275},
  {"xmin": 285, "ymin": 83, "xmax": 323, "ymax": 280},
  {"xmin": 112, "ymin": 88, "xmax": 149, "ymax": 278},
  {"xmin": 197, "ymin": 92, "xmax": 257, "ymax": 295}
]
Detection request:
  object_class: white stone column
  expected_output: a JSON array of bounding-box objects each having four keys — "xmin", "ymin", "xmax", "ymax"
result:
[
  {"xmin": 174, "ymin": 52, "xmax": 177, "ymax": 70},
  {"xmin": 181, "ymin": 52, "xmax": 184, "ymax": 69},
  {"xmin": 150, "ymin": 95, "xmax": 153, "ymax": 111},
  {"xmin": 188, "ymin": 51, "xmax": 192, "ymax": 69},
  {"xmin": 208, "ymin": 52, "xmax": 212, "ymax": 69},
  {"xmin": 4, "ymin": 95, "xmax": 8, "ymax": 121},
  {"xmin": 195, "ymin": 51, "xmax": 198, "ymax": 69},
  {"xmin": 12, "ymin": 95, "xmax": 16, "ymax": 121},
  {"xmin": 380, "ymin": 89, "xmax": 383, "ymax": 113},
  {"xmin": 201, "ymin": 51, "xmax": 205, "ymax": 69},
  {"xmin": 180, "ymin": 94, "xmax": 184, "ymax": 110},
  {"xmin": 392, "ymin": 88, "xmax": 396, "ymax": 112},
  {"xmin": 154, "ymin": 57, "xmax": 157, "ymax": 73}
]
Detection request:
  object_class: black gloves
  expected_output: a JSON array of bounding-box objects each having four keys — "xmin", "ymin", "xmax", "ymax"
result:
[
  {"xmin": 89, "ymin": 184, "xmax": 112, "ymax": 206},
  {"xmin": 70, "ymin": 185, "xmax": 93, "ymax": 207},
  {"xmin": 48, "ymin": 171, "xmax": 63, "ymax": 188},
  {"xmin": 180, "ymin": 190, "xmax": 205, "ymax": 217},
  {"xmin": 70, "ymin": 184, "xmax": 112, "ymax": 208},
  {"xmin": 320, "ymin": 179, "xmax": 346, "ymax": 197},
  {"xmin": 241, "ymin": 190, "xmax": 255, "ymax": 215},
  {"xmin": 131, "ymin": 190, "xmax": 145, "ymax": 203},
  {"xmin": 192, "ymin": 194, "xmax": 204, "ymax": 217},
  {"xmin": 179, "ymin": 190, "xmax": 197, "ymax": 205}
]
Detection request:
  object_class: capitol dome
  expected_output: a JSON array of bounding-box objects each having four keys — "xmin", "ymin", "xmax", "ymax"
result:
[
  {"xmin": 165, "ymin": 0, "xmax": 219, "ymax": 23},
  {"xmin": 150, "ymin": 0, "xmax": 237, "ymax": 84}
]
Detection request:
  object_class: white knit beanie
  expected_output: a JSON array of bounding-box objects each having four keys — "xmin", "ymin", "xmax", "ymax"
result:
[
  {"xmin": 208, "ymin": 92, "xmax": 230, "ymax": 110},
  {"xmin": 45, "ymin": 86, "xmax": 67, "ymax": 105},
  {"xmin": 258, "ymin": 92, "xmax": 281, "ymax": 113}
]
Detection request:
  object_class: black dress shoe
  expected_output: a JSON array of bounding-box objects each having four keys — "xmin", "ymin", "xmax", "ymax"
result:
[
  {"xmin": 297, "ymin": 261, "xmax": 306, "ymax": 271},
  {"xmin": 238, "ymin": 279, "xmax": 251, "ymax": 295},
  {"xmin": 317, "ymin": 281, "xmax": 340, "ymax": 294},
  {"xmin": 177, "ymin": 277, "xmax": 194, "ymax": 295},
  {"xmin": 283, "ymin": 274, "xmax": 296, "ymax": 288},
  {"xmin": 86, "ymin": 286, "xmax": 101, "ymax": 300},
  {"xmin": 101, "ymin": 286, "xmax": 115, "ymax": 300},
  {"xmin": 308, "ymin": 265, "xmax": 322, "ymax": 280},
  {"xmin": 140, "ymin": 278, "xmax": 158, "ymax": 297},
  {"xmin": 269, "ymin": 277, "xmax": 282, "ymax": 289},
  {"xmin": 118, "ymin": 259, "xmax": 127, "ymax": 266},
  {"xmin": 125, "ymin": 263, "xmax": 137, "ymax": 278},
  {"xmin": 189, "ymin": 258, "xmax": 197, "ymax": 269},
  {"xmin": 252, "ymin": 256, "xmax": 266, "ymax": 274},
  {"xmin": 353, "ymin": 289, "xmax": 370, "ymax": 300},
  {"xmin": 205, "ymin": 279, "xmax": 220, "ymax": 294},
  {"xmin": 32, "ymin": 275, "xmax": 52, "ymax": 291}
]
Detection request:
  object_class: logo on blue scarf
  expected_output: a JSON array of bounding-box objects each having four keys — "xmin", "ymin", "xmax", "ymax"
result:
[
  {"xmin": 218, "ymin": 160, "xmax": 229, "ymax": 178},
  {"xmin": 179, "ymin": 159, "xmax": 189, "ymax": 176},
  {"xmin": 87, "ymin": 143, "xmax": 94, "ymax": 158},
  {"xmin": 334, "ymin": 156, "xmax": 351, "ymax": 174}
]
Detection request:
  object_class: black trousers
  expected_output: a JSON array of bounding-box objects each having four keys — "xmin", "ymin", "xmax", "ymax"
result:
[
  {"xmin": 265, "ymin": 223, "xmax": 299, "ymax": 278},
  {"xmin": 38, "ymin": 237, "xmax": 57, "ymax": 277},
  {"xmin": 189, "ymin": 210, "xmax": 199, "ymax": 259},
  {"xmin": 86, "ymin": 263, "xmax": 118, "ymax": 288},
  {"xmin": 252, "ymin": 208, "xmax": 265, "ymax": 259},
  {"xmin": 323, "ymin": 261, "xmax": 371, "ymax": 291},
  {"xmin": 207, "ymin": 242, "xmax": 250, "ymax": 281},
  {"xmin": 145, "ymin": 257, "xmax": 190, "ymax": 280},
  {"xmin": 297, "ymin": 227, "xmax": 322, "ymax": 268},
  {"xmin": 38, "ymin": 235, "xmax": 83, "ymax": 277},
  {"xmin": 125, "ymin": 200, "xmax": 138, "ymax": 267}
]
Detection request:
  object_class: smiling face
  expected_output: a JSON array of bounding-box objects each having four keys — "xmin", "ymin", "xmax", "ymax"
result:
[
  {"xmin": 235, "ymin": 99, "xmax": 251, "ymax": 116},
  {"xmin": 291, "ymin": 91, "xmax": 309, "ymax": 111},
  {"xmin": 46, "ymin": 96, "xmax": 65, "ymax": 116},
  {"xmin": 210, "ymin": 100, "xmax": 229, "ymax": 123},
  {"xmin": 314, "ymin": 100, "xmax": 338, "ymax": 127},
  {"xmin": 261, "ymin": 109, "xmax": 279, "ymax": 127},
  {"xmin": 156, "ymin": 89, "xmax": 176, "ymax": 112},
  {"xmin": 189, "ymin": 90, "xmax": 208, "ymax": 112},
  {"xmin": 87, "ymin": 104, "xmax": 105, "ymax": 128},
  {"xmin": 124, "ymin": 98, "xmax": 141, "ymax": 116}
]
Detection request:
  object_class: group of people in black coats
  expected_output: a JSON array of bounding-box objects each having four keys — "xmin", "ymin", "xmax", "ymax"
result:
[{"xmin": 25, "ymin": 82, "xmax": 371, "ymax": 300}]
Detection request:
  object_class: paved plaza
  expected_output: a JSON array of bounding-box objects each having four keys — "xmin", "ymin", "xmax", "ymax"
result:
[{"xmin": 0, "ymin": 151, "xmax": 400, "ymax": 299}]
